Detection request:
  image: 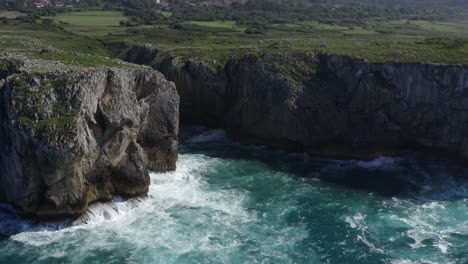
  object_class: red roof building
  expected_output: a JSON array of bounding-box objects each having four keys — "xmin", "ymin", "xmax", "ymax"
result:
[{"xmin": 34, "ymin": 0, "xmax": 50, "ymax": 8}]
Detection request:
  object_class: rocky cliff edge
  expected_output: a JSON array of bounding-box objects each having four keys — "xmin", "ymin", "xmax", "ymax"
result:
[
  {"xmin": 125, "ymin": 46, "xmax": 468, "ymax": 161},
  {"xmin": 0, "ymin": 54, "xmax": 179, "ymax": 217}
]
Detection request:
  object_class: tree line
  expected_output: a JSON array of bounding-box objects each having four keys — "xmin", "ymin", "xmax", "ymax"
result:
[{"xmin": 0, "ymin": 0, "xmax": 465, "ymax": 32}]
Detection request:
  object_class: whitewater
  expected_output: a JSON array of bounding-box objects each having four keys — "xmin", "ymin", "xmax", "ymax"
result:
[{"xmin": 0, "ymin": 127, "xmax": 467, "ymax": 264}]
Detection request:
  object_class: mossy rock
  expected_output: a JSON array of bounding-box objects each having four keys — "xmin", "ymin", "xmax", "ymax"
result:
[{"xmin": 10, "ymin": 73, "xmax": 79, "ymax": 144}]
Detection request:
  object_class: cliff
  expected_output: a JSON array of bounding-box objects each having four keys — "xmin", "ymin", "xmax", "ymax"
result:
[
  {"xmin": 0, "ymin": 55, "xmax": 179, "ymax": 217},
  {"xmin": 126, "ymin": 46, "xmax": 468, "ymax": 160}
]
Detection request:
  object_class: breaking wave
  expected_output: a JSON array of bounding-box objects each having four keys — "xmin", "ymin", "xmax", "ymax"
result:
[
  {"xmin": 186, "ymin": 128, "xmax": 226, "ymax": 143},
  {"xmin": 1, "ymin": 127, "xmax": 468, "ymax": 264},
  {"xmin": 353, "ymin": 156, "xmax": 398, "ymax": 169}
]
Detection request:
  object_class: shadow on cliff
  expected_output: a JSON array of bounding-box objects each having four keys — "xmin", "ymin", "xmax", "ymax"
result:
[
  {"xmin": 179, "ymin": 126, "xmax": 468, "ymax": 202},
  {"xmin": 0, "ymin": 204, "xmax": 71, "ymax": 241}
]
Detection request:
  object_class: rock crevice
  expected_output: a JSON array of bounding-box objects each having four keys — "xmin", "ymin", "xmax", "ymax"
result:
[
  {"xmin": 0, "ymin": 57, "xmax": 179, "ymax": 217},
  {"xmin": 125, "ymin": 47, "xmax": 468, "ymax": 160}
]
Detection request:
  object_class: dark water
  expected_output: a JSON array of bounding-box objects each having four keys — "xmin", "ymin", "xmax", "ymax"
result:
[{"xmin": 0, "ymin": 127, "xmax": 467, "ymax": 264}]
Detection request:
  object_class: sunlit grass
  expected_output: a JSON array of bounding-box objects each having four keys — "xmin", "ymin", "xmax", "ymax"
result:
[
  {"xmin": 51, "ymin": 11, "xmax": 128, "ymax": 26},
  {"xmin": 0, "ymin": 11, "xmax": 27, "ymax": 19},
  {"xmin": 2, "ymin": 10, "xmax": 468, "ymax": 65}
]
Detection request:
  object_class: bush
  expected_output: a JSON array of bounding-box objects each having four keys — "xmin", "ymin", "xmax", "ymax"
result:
[
  {"xmin": 172, "ymin": 23, "xmax": 184, "ymax": 30},
  {"xmin": 41, "ymin": 18, "xmax": 54, "ymax": 25},
  {"xmin": 17, "ymin": 14, "xmax": 37, "ymax": 23},
  {"xmin": 245, "ymin": 27, "xmax": 266, "ymax": 34}
]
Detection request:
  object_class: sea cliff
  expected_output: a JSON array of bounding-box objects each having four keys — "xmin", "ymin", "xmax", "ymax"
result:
[
  {"xmin": 126, "ymin": 46, "xmax": 468, "ymax": 160},
  {"xmin": 0, "ymin": 55, "xmax": 179, "ymax": 217}
]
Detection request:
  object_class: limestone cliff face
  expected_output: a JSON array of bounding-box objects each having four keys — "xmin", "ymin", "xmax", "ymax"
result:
[
  {"xmin": 223, "ymin": 54, "xmax": 468, "ymax": 159},
  {"xmin": 0, "ymin": 56, "xmax": 179, "ymax": 217},
  {"xmin": 126, "ymin": 47, "xmax": 468, "ymax": 160},
  {"xmin": 158, "ymin": 56, "xmax": 229, "ymax": 127}
]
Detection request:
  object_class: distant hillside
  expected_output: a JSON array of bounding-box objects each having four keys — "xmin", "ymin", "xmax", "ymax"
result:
[
  {"xmin": 0, "ymin": 0, "xmax": 32, "ymax": 10},
  {"xmin": 2, "ymin": 0, "xmax": 466, "ymax": 11},
  {"xmin": 306, "ymin": 0, "xmax": 468, "ymax": 8},
  {"xmin": 196, "ymin": 0, "xmax": 248, "ymax": 6}
]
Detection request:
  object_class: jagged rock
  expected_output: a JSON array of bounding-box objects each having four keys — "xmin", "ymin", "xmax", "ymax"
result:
[
  {"xmin": 125, "ymin": 44, "xmax": 160, "ymax": 66},
  {"xmin": 158, "ymin": 56, "xmax": 228, "ymax": 127},
  {"xmin": 0, "ymin": 56, "xmax": 179, "ymax": 217},
  {"xmin": 126, "ymin": 49, "xmax": 468, "ymax": 161}
]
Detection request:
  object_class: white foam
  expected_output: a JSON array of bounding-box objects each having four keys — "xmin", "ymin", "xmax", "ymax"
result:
[
  {"xmin": 383, "ymin": 197, "xmax": 461, "ymax": 256},
  {"xmin": 436, "ymin": 240, "xmax": 450, "ymax": 254},
  {"xmin": 148, "ymin": 154, "xmax": 250, "ymax": 218},
  {"xmin": 391, "ymin": 260, "xmax": 415, "ymax": 264},
  {"xmin": 73, "ymin": 197, "xmax": 144, "ymax": 225},
  {"xmin": 11, "ymin": 153, "xmax": 254, "ymax": 251},
  {"xmin": 10, "ymin": 197, "xmax": 144, "ymax": 246},
  {"xmin": 357, "ymin": 234, "xmax": 384, "ymax": 253},
  {"xmin": 344, "ymin": 213, "xmax": 385, "ymax": 253},
  {"xmin": 11, "ymin": 229, "xmax": 67, "ymax": 246},
  {"xmin": 6, "ymin": 131, "xmax": 468, "ymax": 262},
  {"xmin": 390, "ymin": 260, "xmax": 449, "ymax": 264},
  {"xmin": 345, "ymin": 213, "xmax": 365, "ymax": 229},
  {"xmin": 354, "ymin": 156, "xmax": 397, "ymax": 169},
  {"xmin": 421, "ymin": 201, "xmax": 445, "ymax": 209},
  {"xmin": 187, "ymin": 129, "xmax": 226, "ymax": 143}
]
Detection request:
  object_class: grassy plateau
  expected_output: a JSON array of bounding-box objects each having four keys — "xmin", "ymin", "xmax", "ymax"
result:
[{"xmin": 1, "ymin": 9, "xmax": 468, "ymax": 65}]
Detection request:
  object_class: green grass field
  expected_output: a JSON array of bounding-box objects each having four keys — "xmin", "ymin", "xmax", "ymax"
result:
[
  {"xmin": 161, "ymin": 11, "xmax": 173, "ymax": 17},
  {"xmin": 1, "ymin": 10, "xmax": 468, "ymax": 66},
  {"xmin": 185, "ymin": 21, "xmax": 246, "ymax": 31},
  {"xmin": 44, "ymin": 11, "xmax": 132, "ymax": 37},
  {"xmin": 0, "ymin": 11, "xmax": 27, "ymax": 19},
  {"xmin": 51, "ymin": 11, "xmax": 127, "ymax": 26}
]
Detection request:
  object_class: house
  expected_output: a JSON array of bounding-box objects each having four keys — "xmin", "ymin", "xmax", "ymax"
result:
[
  {"xmin": 34, "ymin": 0, "xmax": 79, "ymax": 8},
  {"xmin": 33, "ymin": 0, "xmax": 50, "ymax": 8},
  {"xmin": 155, "ymin": 0, "xmax": 169, "ymax": 8}
]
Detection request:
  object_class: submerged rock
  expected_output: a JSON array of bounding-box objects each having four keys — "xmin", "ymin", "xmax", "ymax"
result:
[{"xmin": 0, "ymin": 55, "xmax": 179, "ymax": 217}]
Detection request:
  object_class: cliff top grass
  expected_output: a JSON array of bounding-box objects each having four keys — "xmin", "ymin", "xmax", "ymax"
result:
[
  {"xmin": 1, "ymin": 10, "xmax": 468, "ymax": 66},
  {"xmin": 0, "ymin": 22, "xmax": 123, "ymax": 68},
  {"xmin": 49, "ymin": 10, "xmax": 468, "ymax": 65},
  {"xmin": 31, "ymin": 52, "xmax": 121, "ymax": 67}
]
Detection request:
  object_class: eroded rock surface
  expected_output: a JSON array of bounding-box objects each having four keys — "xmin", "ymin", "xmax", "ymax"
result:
[
  {"xmin": 0, "ymin": 55, "xmax": 179, "ymax": 217},
  {"xmin": 126, "ymin": 48, "xmax": 468, "ymax": 160}
]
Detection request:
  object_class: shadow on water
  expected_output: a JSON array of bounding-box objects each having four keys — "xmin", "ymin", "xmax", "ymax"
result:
[{"xmin": 180, "ymin": 126, "xmax": 468, "ymax": 202}]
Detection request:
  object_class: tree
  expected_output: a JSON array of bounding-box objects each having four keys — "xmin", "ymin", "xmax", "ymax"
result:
[{"xmin": 41, "ymin": 18, "xmax": 54, "ymax": 25}]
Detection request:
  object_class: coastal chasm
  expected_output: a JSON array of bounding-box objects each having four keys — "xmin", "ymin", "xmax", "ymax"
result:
[
  {"xmin": 126, "ymin": 46, "xmax": 468, "ymax": 160},
  {"xmin": 0, "ymin": 57, "xmax": 179, "ymax": 217}
]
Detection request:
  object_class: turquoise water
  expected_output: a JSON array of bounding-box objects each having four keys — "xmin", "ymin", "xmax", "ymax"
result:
[{"xmin": 1, "ymin": 127, "xmax": 468, "ymax": 264}]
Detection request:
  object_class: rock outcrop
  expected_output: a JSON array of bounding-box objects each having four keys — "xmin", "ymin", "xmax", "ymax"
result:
[
  {"xmin": 0, "ymin": 55, "xmax": 179, "ymax": 217},
  {"xmin": 126, "ymin": 48, "xmax": 468, "ymax": 160},
  {"xmin": 124, "ymin": 45, "xmax": 160, "ymax": 66}
]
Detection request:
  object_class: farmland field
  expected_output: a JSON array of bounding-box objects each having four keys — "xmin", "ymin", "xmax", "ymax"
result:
[
  {"xmin": 1, "ymin": 9, "xmax": 468, "ymax": 65},
  {"xmin": 185, "ymin": 21, "xmax": 246, "ymax": 31},
  {"xmin": 51, "ymin": 11, "xmax": 127, "ymax": 26},
  {"xmin": 0, "ymin": 11, "xmax": 26, "ymax": 19}
]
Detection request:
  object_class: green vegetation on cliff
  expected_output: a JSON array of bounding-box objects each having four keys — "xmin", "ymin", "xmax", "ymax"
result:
[
  {"xmin": 33, "ymin": 51, "xmax": 120, "ymax": 67},
  {"xmin": 11, "ymin": 74, "xmax": 79, "ymax": 142}
]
